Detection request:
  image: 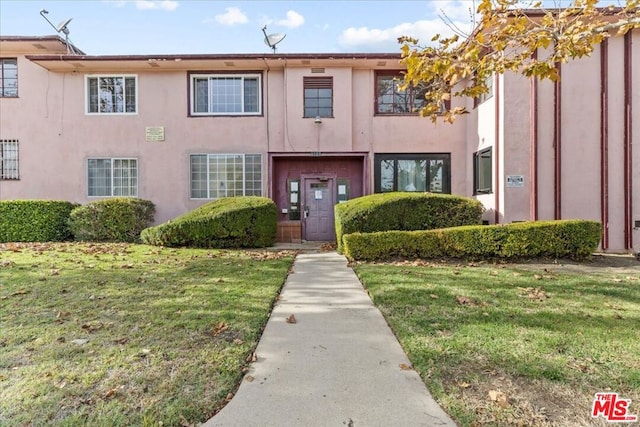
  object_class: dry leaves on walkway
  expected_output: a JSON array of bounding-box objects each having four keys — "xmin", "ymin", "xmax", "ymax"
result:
[{"xmin": 285, "ymin": 314, "xmax": 297, "ymax": 324}]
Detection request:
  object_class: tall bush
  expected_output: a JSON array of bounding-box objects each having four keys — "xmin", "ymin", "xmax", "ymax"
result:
[
  {"xmin": 69, "ymin": 198, "xmax": 155, "ymax": 242},
  {"xmin": 141, "ymin": 196, "xmax": 276, "ymax": 248},
  {"xmin": 0, "ymin": 200, "xmax": 78, "ymax": 242},
  {"xmin": 335, "ymin": 192, "xmax": 483, "ymax": 253}
]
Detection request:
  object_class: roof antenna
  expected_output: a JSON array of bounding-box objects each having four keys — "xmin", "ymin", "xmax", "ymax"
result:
[
  {"xmin": 262, "ymin": 25, "xmax": 286, "ymax": 54},
  {"xmin": 39, "ymin": 9, "xmax": 77, "ymax": 54}
]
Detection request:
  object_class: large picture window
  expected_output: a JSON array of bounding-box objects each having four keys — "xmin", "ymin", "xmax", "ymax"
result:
[
  {"xmin": 86, "ymin": 75, "xmax": 137, "ymax": 114},
  {"xmin": 190, "ymin": 154, "xmax": 262, "ymax": 199},
  {"xmin": 88, "ymin": 158, "xmax": 138, "ymax": 197},
  {"xmin": 374, "ymin": 154, "xmax": 451, "ymax": 193},
  {"xmin": 473, "ymin": 147, "xmax": 492, "ymax": 194},
  {"xmin": 190, "ymin": 74, "xmax": 261, "ymax": 116},
  {"xmin": 0, "ymin": 58, "xmax": 18, "ymax": 97}
]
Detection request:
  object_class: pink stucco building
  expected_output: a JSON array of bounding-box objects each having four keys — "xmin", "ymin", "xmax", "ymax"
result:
[{"xmin": 0, "ymin": 29, "xmax": 638, "ymax": 251}]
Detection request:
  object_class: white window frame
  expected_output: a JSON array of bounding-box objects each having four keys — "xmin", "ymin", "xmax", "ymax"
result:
[
  {"xmin": 190, "ymin": 74, "xmax": 262, "ymax": 116},
  {"xmin": 0, "ymin": 139, "xmax": 19, "ymax": 180},
  {"xmin": 87, "ymin": 157, "xmax": 138, "ymax": 197},
  {"xmin": 189, "ymin": 153, "xmax": 262, "ymax": 199},
  {"xmin": 85, "ymin": 74, "xmax": 138, "ymax": 115}
]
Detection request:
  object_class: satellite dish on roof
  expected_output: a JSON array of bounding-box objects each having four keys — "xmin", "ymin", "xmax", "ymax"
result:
[
  {"xmin": 39, "ymin": 9, "xmax": 78, "ymax": 54},
  {"xmin": 262, "ymin": 26, "xmax": 286, "ymax": 53},
  {"xmin": 56, "ymin": 18, "xmax": 73, "ymax": 34}
]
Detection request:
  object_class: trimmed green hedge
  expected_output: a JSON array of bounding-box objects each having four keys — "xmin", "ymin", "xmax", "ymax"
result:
[
  {"xmin": 140, "ymin": 196, "xmax": 277, "ymax": 248},
  {"xmin": 69, "ymin": 198, "xmax": 155, "ymax": 243},
  {"xmin": 335, "ymin": 192, "xmax": 483, "ymax": 253},
  {"xmin": 0, "ymin": 200, "xmax": 79, "ymax": 242},
  {"xmin": 343, "ymin": 220, "xmax": 602, "ymax": 261}
]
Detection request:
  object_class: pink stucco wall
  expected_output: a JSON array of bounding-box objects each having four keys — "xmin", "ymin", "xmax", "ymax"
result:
[{"xmin": 1, "ymin": 30, "xmax": 638, "ymax": 251}]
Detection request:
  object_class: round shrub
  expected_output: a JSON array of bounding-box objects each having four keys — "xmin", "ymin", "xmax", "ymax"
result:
[
  {"xmin": 140, "ymin": 196, "xmax": 277, "ymax": 248},
  {"xmin": 69, "ymin": 198, "xmax": 155, "ymax": 242},
  {"xmin": 335, "ymin": 192, "xmax": 483, "ymax": 253},
  {"xmin": 0, "ymin": 200, "xmax": 79, "ymax": 242}
]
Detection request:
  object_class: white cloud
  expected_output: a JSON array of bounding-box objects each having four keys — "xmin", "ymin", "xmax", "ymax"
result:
[
  {"xmin": 104, "ymin": 0, "xmax": 179, "ymax": 11},
  {"xmin": 215, "ymin": 7, "xmax": 248, "ymax": 26},
  {"xmin": 338, "ymin": 1, "xmax": 476, "ymax": 51},
  {"xmin": 275, "ymin": 10, "xmax": 305, "ymax": 28}
]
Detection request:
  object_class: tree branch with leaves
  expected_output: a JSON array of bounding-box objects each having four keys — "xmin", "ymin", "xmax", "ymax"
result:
[{"xmin": 399, "ymin": 0, "xmax": 640, "ymax": 123}]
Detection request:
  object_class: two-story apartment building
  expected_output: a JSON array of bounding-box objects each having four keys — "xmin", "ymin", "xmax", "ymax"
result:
[{"xmin": 0, "ymin": 30, "xmax": 638, "ymax": 251}]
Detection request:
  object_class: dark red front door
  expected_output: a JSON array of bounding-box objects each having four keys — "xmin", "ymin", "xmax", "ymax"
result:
[{"xmin": 303, "ymin": 178, "xmax": 335, "ymax": 241}]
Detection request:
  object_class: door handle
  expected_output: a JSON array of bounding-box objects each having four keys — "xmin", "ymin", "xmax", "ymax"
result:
[{"xmin": 303, "ymin": 206, "xmax": 309, "ymax": 218}]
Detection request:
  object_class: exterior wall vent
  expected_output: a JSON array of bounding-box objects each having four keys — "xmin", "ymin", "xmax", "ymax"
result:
[{"xmin": 311, "ymin": 67, "xmax": 325, "ymax": 74}]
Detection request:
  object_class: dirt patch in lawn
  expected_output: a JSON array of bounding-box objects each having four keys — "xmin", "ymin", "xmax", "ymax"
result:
[
  {"xmin": 448, "ymin": 365, "xmax": 614, "ymax": 427},
  {"xmin": 511, "ymin": 253, "xmax": 640, "ymax": 276}
]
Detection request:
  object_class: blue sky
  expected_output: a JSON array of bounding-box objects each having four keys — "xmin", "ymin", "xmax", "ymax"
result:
[
  {"xmin": 0, "ymin": 0, "xmax": 488, "ymax": 54},
  {"xmin": 0, "ymin": 0, "xmax": 620, "ymax": 55}
]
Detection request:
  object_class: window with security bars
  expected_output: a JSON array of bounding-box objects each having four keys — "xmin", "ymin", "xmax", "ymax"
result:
[
  {"xmin": 87, "ymin": 158, "xmax": 138, "ymax": 196},
  {"xmin": 190, "ymin": 74, "xmax": 261, "ymax": 115},
  {"xmin": 1, "ymin": 58, "xmax": 18, "ymax": 97},
  {"xmin": 190, "ymin": 154, "xmax": 262, "ymax": 199},
  {"xmin": 0, "ymin": 139, "xmax": 19, "ymax": 180},
  {"xmin": 303, "ymin": 76, "xmax": 333, "ymax": 118},
  {"xmin": 375, "ymin": 71, "xmax": 450, "ymax": 115},
  {"xmin": 86, "ymin": 75, "xmax": 137, "ymax": 114}
]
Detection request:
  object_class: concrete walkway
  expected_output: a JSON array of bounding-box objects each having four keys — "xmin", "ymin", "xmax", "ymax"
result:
[{"xmin": 203, "ymin": 252, "xmax": 456, "ymax": 427}]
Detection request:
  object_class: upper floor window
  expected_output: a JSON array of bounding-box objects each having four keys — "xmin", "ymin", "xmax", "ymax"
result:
[
  {"xmin": 0, "ymin": 139, "xmax": 19, "ymax": 180},
  {"xmin": 474, "ymin": 74, "xmax": 494, "ymax": 108},
  {"xmin": 303, "ymin": 76, "xmax": 333, "ymax": 118},
  {"xmin": 88, "ymin": 158, "xmax": 138, "ymax": 197},
  {"xmin": 374, "ymin": 153, "xmax": 451, "ymax": 193},
  {"xmin": 190, "ymin": 74, "xmax": 261, "ymax": 116},
  {"xmin": 190, "ymin": 154, "xmax": 262, "ymax": 199},
  {"xmin": 376, "ymin": 71, "xmax": 449, "ymax": 115},
  {"xmin": 86, "ymin": 75, "xmax": 137, "ymax": 114},
  {"xmin": 0, "ymin": 58, "xmax": 18, "ymax": 97},
  {"xmin": 473, "ymin": 147, "xmax": 492, "ymax": 194}
]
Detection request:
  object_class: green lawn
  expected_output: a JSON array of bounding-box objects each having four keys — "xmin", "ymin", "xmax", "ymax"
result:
[
  {"xmin": 0, "ymin": 242, "xmax": 293, "ymax": 427},
  {"xmin": 354, "ymin": 260, "xmax": 640, "ymax": 427}
]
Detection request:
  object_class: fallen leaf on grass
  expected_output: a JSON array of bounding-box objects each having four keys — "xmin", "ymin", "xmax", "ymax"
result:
[
  {"xmin": 114, "ymin": 337, "xmax": 129, "ymax": 345},
  {"xmin": 11, "ymin": 289, "xmax": 29, "ymax": 296},
  {"xmin": 232, "ymin": 338, "xmax": 244, "ymax": 345},
  {"xmin": 286, "ymin": 314, "xmax": 297, "ymax": 324},
  {"xmin": 180, "ymin": 415, "xmax": 195, "ymax": 427},
  {"xmin": 455, "ymin": 296, "xmax": 475, "ymax": 306},
  {"xmin": 488, "ymin": 390, "xmax": 509, "ymax": 408},
  {"xmin": 104, "ymin": 388, "xmax": 118, "ymax": 400},
  {"xmin": 81, "ymin": 322, "xmax": 103, "ymax": 333},
  {"xmin": 212, "ymin": 322, "xmax": 228, "ymax": 337},
  {"xmin": 517, "ymin": 287, "xmax": 549, "ymax": 300},
  {"xmin": 429, "ymin": 294, "xmax": 439, "ymax": 299},
  {"xmin": 245, "ymin": 352, "xmax": 258, "ymax": 363},
  {"xmin": 458, "ymin": 382, "xmax": 471, "ymax": 389}
]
